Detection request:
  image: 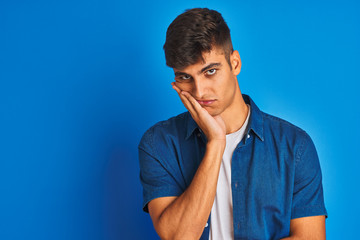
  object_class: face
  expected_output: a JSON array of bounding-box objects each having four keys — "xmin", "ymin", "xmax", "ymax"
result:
[{"xmin": 173, "ymin": 46, "xmax": 242, "ymax": 117}]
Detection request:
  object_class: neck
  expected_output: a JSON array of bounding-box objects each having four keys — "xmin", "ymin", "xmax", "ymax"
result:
[{"xmin": 220, "ymin": 84, "xmax": 249, "ymax": 135}]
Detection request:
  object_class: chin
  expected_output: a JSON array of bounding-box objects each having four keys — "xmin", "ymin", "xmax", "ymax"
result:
[{"xmin": 205, "ymin": 108, "xmax": 222, "ymax": 117}]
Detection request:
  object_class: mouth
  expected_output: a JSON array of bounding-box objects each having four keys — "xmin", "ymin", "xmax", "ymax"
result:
[{"xmin": 196, "ymin": 99, "xmax": 216, "ymax": 106}]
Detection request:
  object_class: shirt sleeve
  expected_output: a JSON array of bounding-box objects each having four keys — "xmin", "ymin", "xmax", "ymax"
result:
[
  {"xmin": 138, "ymin": 127, "xmax": 184, "ymax": 213},
  {"xmin": 291, "ymin": 132, "xmax": 328, "ymax": 219}
]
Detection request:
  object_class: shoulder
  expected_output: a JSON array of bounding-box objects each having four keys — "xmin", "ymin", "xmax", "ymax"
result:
[
  {"xmin": 141, "ymin": 111, "xmax": 188, "ymax": 139},
  {"xmin": 262, "ymin": 111, "xmax": 306, "ymax": 134},
  {"xmin": 261, "ymin": 110, "xmax": 309, "ymax": 139},
  {"xmin": 259, "ymin": 110, "xmax": 315, "ymax": 157},
  {"xmin": 138, "ymin": 112, "xmax": 189, "ymax": 154}
]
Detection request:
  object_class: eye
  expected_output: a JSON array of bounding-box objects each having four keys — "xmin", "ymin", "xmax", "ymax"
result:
[
  {"xmin": 206, "ymin": 69, "xmax": 217, "ymax": 75},
  {"xmin": 180, "ymin": 74, "xmax": 191, "ymax": 80}
]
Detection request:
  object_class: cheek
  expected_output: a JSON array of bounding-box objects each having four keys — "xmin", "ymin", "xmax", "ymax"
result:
[
  {"xmin": 215, "ymin": 74, "xmax": 227, "ymax": 88},
  {"xmin": 218, "ymin": 74, "xmax": 236, "ymax": 98},
  {"xmin": 175, "ymin": 82, "xmax": 192, "ymax": 92}
]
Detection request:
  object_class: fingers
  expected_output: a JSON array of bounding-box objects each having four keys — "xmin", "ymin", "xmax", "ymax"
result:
[
  {"xmin": 181, "ymin": 91, "xmax": 203, "ymax": 113},
  {"xmin": 171, "ymin": 82, "xmax": 197, "ymax": 117},
  {"xmin": 172, "ymin": 82, "xmax": 204, "ymax": 114}
]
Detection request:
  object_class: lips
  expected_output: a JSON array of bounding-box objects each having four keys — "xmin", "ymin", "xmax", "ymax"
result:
[{"xmin": 196, "ymin": 99, "xmax": 215, "ymax": 106}]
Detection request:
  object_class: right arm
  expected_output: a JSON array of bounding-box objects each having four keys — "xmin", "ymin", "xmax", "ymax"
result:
[
  {"xmin": 149, "ymin": 140, "xmax": 225, "ymax": 239},
  {"xmin": 148, "ymin": 83, "xmax": 226, "ymax": 240}
]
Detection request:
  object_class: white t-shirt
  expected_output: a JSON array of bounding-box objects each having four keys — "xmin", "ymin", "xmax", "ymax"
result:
[{"xmin": 209, "ymin": 104, "xmax": 251, "ymax": 240}]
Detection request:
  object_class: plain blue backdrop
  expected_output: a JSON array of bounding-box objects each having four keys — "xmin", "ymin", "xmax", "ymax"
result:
[{"xmin": 0, "ymin": 0, "xmax": 359, "ymax": 239}]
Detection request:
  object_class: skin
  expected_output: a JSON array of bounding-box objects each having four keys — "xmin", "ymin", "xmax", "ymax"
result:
[
  {"xmin": 172, "ymin": 46, "xmax": 248, "ymax": 136},
  {"xmin": 148, "ymin": 45, "xmax": 326, "ymax": 239}
]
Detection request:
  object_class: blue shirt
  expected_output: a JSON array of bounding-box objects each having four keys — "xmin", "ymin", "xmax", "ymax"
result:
[{"xmin": 138, "ymin": 94, "xmax": 327, "ymax": 240}]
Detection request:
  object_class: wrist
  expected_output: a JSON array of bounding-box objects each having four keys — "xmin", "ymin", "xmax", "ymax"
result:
[
  {"xmin": 206, "ymin": 139, "xmax": 226, "ymax": 149},
  {"xmin": 205, "ymin": 140, "xmax": 226, "ymax": 162}
]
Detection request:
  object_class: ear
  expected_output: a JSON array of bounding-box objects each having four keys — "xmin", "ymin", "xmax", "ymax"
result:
[{"xmin": 230, "ymin": 50, "xmax": 241, "ymax": 75}]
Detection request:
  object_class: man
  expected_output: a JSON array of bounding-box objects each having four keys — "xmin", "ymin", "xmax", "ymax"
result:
[{"xmin": 139, "ymin": 8, "xmax": 327, "ymax": 240}]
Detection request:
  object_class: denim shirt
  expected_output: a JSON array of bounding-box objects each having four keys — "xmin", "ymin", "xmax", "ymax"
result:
[{"xmin": 138, "ymin": 94, "xmax": 327, "ymax": 240}]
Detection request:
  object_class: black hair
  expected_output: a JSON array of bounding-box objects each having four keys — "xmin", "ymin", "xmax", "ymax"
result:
[{"xmin": 163, "ymin": 8, "xmax": 233, "ymax": 69}]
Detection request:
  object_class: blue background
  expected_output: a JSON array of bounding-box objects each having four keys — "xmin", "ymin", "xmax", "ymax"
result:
[{"xmin": 0, "ymin": 0, "xmax": 359, "ymax": 239}]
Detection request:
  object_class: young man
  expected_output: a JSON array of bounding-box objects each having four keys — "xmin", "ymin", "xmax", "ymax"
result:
[{"xmin": 139, "ymin": 8, "xmax": 327, "ymax": 240}]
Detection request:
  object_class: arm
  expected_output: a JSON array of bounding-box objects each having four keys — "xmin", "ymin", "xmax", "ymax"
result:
[
  {"xmin": 281, "ymin": 215, "xmax": 326, "ymax": 240},
  {"xmin": 282, "ymin": 132, "xmax": 327, "ymax": 240},
  {"xmin": 147, "ymin": 83, "xmax": 226, "ymax": 240},
  {"xmin": 149, "ymin": 140, "xmax": 225, "ymax": 240}
]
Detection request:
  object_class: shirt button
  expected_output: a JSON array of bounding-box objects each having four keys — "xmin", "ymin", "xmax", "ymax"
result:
[
  {"xmin": 205, "ymin": 222, "xmax": 208, "ymax": 227},
  {"xmin": 235, "ymin": 182, "xmax": 238, "ymax": 188},
  {"xmin": 247, "ymin": 134, "xmax": 250, "ymax": 139}
]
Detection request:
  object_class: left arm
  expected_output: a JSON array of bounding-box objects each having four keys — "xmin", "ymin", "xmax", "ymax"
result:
[
  {"xmin": 283, "ymin": 132, "xmax": 327, "ymax": 239},
  {"xmin": 281, "ymin": 215, "xmax": 326, "ymax": 240}
]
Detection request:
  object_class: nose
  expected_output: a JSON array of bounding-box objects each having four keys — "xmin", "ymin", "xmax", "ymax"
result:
[{"xmin": 192, "ymin": 78, "xmax": 206, "ymax": 99}]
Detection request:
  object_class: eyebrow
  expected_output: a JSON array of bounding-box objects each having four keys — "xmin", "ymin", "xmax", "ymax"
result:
[
  {"xmin": 199, "ymin": 62, "xmax": 222, "ymax": 74},
  {"xmin": 174, "ymin": 62, "xmax": 222, "ymax": 77}
]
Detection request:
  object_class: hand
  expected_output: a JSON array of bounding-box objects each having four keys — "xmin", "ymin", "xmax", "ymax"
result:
[{"xmin": 171, "ymin": 82, "xmax": 226, "ymax": 143}]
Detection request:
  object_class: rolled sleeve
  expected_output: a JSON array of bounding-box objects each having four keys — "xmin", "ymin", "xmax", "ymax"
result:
[
  {"xmin": 291, "ymin": 132, "xmax": 328, "ymax": 219},
  {"xmin": 138, "ymin": 128, "xmax": 183, "ymax": 213}
]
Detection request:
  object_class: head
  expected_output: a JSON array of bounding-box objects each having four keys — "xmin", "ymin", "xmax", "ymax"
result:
[
  {"xmin": 163, "ymin": 8, "xmax": 234, "ymax": 70},
  {"xmin": 164, "ymin": 8, "xmax": 242, "ymax": 117}
]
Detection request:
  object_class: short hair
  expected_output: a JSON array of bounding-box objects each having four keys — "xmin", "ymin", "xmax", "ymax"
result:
[{"xmin": 163, "ymin": 8, "xmax": 234, "ymax": 70}]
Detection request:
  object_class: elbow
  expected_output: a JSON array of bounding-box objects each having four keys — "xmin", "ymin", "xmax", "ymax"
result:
[
  {"xmin": 156, "ymin": 228, "xmax": 178, "ymax": 240},
  {"xmin": 153, "ymin": 219, "xmax": 174, "ymax": 240},
  {"xmin": 153, "ymin": 213, "xmax": 205, "ymax": 240},
  {"xmin": 155, "ymin": 225, "xmax": 183, "ymax": 240},
  {"xmin": 155, "ymin": 224, "xmax": 202, "ymax": 240}
]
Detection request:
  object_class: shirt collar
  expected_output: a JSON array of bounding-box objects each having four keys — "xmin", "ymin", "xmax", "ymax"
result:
[{"xmin": 185, "ymin": 94, "xmax": 264, "ymax": 141}]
